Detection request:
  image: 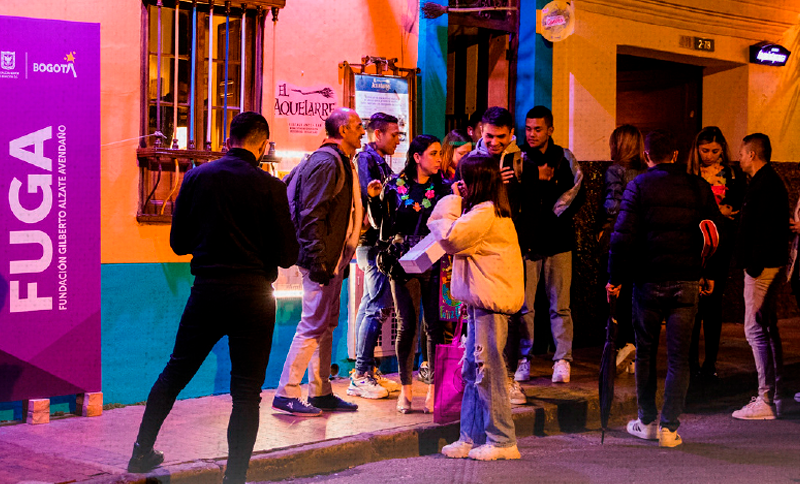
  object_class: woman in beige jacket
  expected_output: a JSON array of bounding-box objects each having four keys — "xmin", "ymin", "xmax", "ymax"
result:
[{"xmin": 428, "ymin": 153, "xmax": 524, "ymax": 461}]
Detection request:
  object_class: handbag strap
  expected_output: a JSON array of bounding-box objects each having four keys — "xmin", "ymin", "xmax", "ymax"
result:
[{"xmin": 452, "ymin": 313, "xmax": 464, "ymax": 347}]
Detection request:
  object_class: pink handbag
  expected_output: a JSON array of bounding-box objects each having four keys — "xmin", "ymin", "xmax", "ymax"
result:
[{"xmin": 433, "ymin": 316, "xmax": 466, "ymax": 424}]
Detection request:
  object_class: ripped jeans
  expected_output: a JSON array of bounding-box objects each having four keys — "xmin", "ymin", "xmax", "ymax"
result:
[{"xmin": 459, "ymin": 306, "xmax": 516, "ymax": 447}]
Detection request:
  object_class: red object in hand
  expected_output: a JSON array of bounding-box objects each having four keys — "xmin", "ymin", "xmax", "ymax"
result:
[{"xmin": 711, "ymin": 185, "xmax": 727, "ymax": 204}]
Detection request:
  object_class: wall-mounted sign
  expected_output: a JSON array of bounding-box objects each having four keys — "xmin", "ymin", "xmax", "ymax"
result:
[
  {"xmin": 274, "ymin": 81, "xmax": 338, "ymax": 135},
  {"xmin": 540, "ymin": 1, "xmax": 575, "ymax": 42},
  {"xmin": 0, "ymin": 15, "xmax": 101, "ymax": 402},
  {"xmin": 694, "ymin": 37, "xmax": 715, "ymax": 52},
  {"xmin": 354, "ymin": 74, "xmax": 410, "ymax": 172},
  {"xmin": 750, "ymin": 42, "xmax": 791, "ymax": 66}
]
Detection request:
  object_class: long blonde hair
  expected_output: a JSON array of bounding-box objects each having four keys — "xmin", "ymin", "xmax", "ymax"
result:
[
  {"xmin": 687, "ymin": 126, "xmax": 731, "ymax": 175},
  {"xmin": 609, "ymin": 124, "xmax": 645, "ymax": 170}
]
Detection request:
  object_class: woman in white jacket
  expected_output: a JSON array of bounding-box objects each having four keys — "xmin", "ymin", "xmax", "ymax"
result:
[{"xmin": 428, "ymin": 153, "xmax": 524, "ymax": 461}]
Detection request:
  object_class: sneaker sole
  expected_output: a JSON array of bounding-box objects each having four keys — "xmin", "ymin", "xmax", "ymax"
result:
[
  {"xmin": 732, "ymin": 413, "xmax": 776, "ymax": 421},
  {"xmin": 346, "ymin": 388, "xmax": 388, "ymax": 399},
  {"xmin": 514, "ymin": 374, "xmax": 530, "ymax": 382},
  {"xmin": 469, "ymin": 450, "xmax": 522, "ymax": 461},
  {"xmin": 271, "ymin": 405, "xmax": 322, "ymax": 417},
  {"xmin": 510, "ymin": 397, "xmax": 527, "ymax": 405},
  {"xmin": 659, "ymin": 439, "xmax": 683, "ymax": 447},
  {"xmin": 552, "ymin": 376, "xmax": 570, "ymax": 383},
  {"xmin": 442, "ymin": 447, "xmax": 472, "ymax": 459}
]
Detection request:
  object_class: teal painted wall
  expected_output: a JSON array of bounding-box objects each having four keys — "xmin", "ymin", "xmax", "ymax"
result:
[
  {"xmin": 418, "ymin": 0, "xmax": 448, "ymax": 140},
  {"xmin": 514, "ymin": 0, "xmax": 553, "ymax": 134},
  {"xmin": 101, "ymin": 263, "xmax": 354, "ymax": 405}
]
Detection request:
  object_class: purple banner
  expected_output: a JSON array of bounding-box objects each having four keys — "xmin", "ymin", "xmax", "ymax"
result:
[{"xmin": 0, "ymin": 16, "xmax": 100, "ymax": 402}]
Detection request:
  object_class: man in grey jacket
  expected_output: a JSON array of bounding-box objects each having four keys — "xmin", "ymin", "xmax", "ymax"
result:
[{"xmin": 272, "ymin": 107, "xmax": 365, "ymax": 416}]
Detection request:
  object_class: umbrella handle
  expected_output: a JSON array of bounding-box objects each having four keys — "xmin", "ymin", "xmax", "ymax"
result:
[{"xmin": 608, "ymin": 294, "xmax": 617, "ymax": 319}]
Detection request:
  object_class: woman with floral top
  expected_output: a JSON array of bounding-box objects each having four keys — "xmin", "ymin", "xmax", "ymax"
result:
[
  {"xmin": 369, "ymin": 134, "xmax": 451, "ymax": 414},
  {"xmin": 686, "ymin": 126, "xmax": 745, "ymax": 380}
]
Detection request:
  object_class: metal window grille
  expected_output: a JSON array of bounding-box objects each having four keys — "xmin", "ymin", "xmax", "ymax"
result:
[{"xmin": 137, "ymin": 0, "xmax": 279, "ymax": 223}]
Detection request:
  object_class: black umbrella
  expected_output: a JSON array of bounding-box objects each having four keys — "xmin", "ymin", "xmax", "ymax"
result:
[{"xmin": 599, "ymin": 295, "xmax": 618, "ymax": 444}]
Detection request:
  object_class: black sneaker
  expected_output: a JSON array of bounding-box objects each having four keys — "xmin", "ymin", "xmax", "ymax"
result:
[
  {"xmin": 271, "ymin": 396, "xmax": 322, "ymax": 416},
  {"xmin": 308, "ymin": 393, "xmax": 358, "ymax": 411},
  {"xmin": 127, "ymin": 442, "xmax": 164, "ymax": 473}
]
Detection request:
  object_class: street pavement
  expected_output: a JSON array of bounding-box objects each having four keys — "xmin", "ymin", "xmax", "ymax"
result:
[
  {"xmin": 268, "ymin": 410, "xmax": 800, "ymax": 484},
  {"xmin": 0, "ymin": 319, "xmax": 798, "ymax": 484}
]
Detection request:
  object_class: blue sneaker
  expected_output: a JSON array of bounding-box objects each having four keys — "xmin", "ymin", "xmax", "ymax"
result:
[
  {"xmin": 271, "ymin": 396, "xmax": 322, "ymax": 417},
  {"xmin": 308, "ymin": 393, "xmax": 358, "ymax": 411}
]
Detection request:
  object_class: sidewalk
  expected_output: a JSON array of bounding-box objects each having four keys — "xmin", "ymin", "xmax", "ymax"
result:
[{"xmin": 1, "ymin": 318, "xmax": 798, "ymax": 484}]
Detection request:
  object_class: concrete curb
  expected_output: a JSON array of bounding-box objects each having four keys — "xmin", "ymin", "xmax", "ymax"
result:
[{"xmin": 76, "ymin": 388, "xmax": 640, "ymax": 484}]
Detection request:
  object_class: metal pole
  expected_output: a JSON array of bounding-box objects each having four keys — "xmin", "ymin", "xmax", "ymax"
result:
[
  {"xmin": 240, "ymin": 4, "xmax": 246, "ymax": 113},
  {"xmin": 206, "ymin": 0, "xmax": 214, "ymax": 150},
  {"xmin": 189, "ymin": 0, "xmax": 197, "ymax": 150},
  {"xmin": 223, "ymin": 1, "xmax": 230, "ymax": 146},
  {"xmin": 172, "ymin": 0, "xmax": 179, "ymax": 148},
  {"xmin": 156, "ymin": 0, "xmax": 163, "ymax": 147}
]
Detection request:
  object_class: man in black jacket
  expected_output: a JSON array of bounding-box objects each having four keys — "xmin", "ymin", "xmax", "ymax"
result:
[
  {"xmin": 127, "ymin": 112, "xmax": 299, "ymax": 484},
  {"xmin": 273, "ymin": 107, "xmax": 364, "ymax": 416},
  {"xmin": 607, "ymin": 130, "xmax": 721, "ymax": 448},
  {"xmin": 514, "ymin": 106, "xmax": 583, "ymax": 385},
  {"xmin": 731, "ymin": 133, "xmax": 793, "ymax": 420}
]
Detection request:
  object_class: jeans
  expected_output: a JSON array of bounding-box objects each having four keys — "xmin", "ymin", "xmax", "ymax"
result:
[
  {"xmin": 459, "ymin": 306, "xmax": 516, "ymax": 447},
  {"xmin": 689, "ymin": 277, "xmax": 728, "ymax": 374},
  {"xmin": 633, "ymin": 280, "xmax": 699, "ymax": 432},
  {"xmin": 135, "ymin": 277, "xmax": 275, "ymax": 483},
  {"xmin": 743, "ymin": 267, "xmax": 785, "ymax": 403},
  {"xmin": 276, "ymin": 267, "xmax": 345, "ymax": 399},
  {"xmin": 392, "ymin": 267, "xmax": 442, "ymax": 385},
  {"xmin": 354, "ymin": 245, "xmax": 393, "ymax": 374},
  {"xmin": 519, "ymin": 251, "xmax": 574, "ymax": 361}
]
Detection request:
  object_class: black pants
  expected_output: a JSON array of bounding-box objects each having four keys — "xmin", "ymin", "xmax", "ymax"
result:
[
  {"xmin": 690, "ymin": 276, "xmax": 728, "ymax": 375},
  {"xmin": 391, "ymin": 267, "xmax": 442, "ymax": 385},
  {"xmin": 135, "ymin": 277, "xmax": 275, "ymax": 483}
]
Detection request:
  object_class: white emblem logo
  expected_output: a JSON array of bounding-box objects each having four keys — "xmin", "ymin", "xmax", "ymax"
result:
[{"xmin": 1, "ymin": 51, "xmax": 15, "ymax": 70}]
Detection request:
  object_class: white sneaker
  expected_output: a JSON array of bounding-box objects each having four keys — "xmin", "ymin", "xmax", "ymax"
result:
[
  {"xmin": 615, "ymin": 343, "xmax": 636, "ymax": 374},
  {"xmin": 514, "ymin": 358, "xmax": 530, "ymax": 382},
  {"xmin": 552, "ymin": 360, "xmax": 570, "ymax": 383},
  {"xmin": 508, "ymin": 380, "xmax": 527, "ymax": 405},
  {"xmin": 732, "ymin": 396, "xmax": 776, "ymax": 420},
  {"xmin": 347, "ymin": 371, "xmax": 389, "ymax": 399},
  {"xmin": 373, "ymin": 368, "xmax": 401, "ymax": 393},
  {"xmin": 658, "ymin": 426, "xmax": 682, "ymax": 447},
  {"xmin": 441, "ymin": 440, "xmax": 472, "ymax": 458},
  {"xmin": 467, "ymin": 444, "xmax": 521, "ymax": 461},
  {"xmin": 626, "ymin": 418, "xmax": 658, "ymax": 440}
]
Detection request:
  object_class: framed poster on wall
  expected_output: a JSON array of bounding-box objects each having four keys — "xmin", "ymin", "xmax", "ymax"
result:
[{"xmin": 341, "ymin": 58, "xmax": 419, "ymax": 173}]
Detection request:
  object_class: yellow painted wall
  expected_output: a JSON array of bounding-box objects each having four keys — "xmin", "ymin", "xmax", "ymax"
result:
[
  {"xmin": 1, "ymin": 0, "xmax": 420, "ymax": 265},
  {"xmin": 552, "ymin": 1, "xmax": 800, "ymax": 162}
]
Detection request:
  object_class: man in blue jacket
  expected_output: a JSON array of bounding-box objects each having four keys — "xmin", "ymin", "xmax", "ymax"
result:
[
  {"xmin": 128, "ymin": 112, "xmax": 299, "ymax": 484},
  {"xmin": 349, "ymin": 112, "xmax": 401, "ymax": 399},
  {"xmin": 273, "ymin": 107, "xmax": 365, "ymax": 416},
  {"xmin": 607, "ymin": 130, "xmax": 721, "ymax": 448}
]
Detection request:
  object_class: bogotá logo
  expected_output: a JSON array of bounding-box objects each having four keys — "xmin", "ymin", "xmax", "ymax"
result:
[
  {"xmin": 0, "ymin": 50, "xmax": 20, "ymax": 79},
  {"xmin": 33, "ymin": 51, "xmax": 77, "ymax": 78},
  {"xmin": 2, "ymin": 51, "xmax": 15, "ymax": 70}
]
